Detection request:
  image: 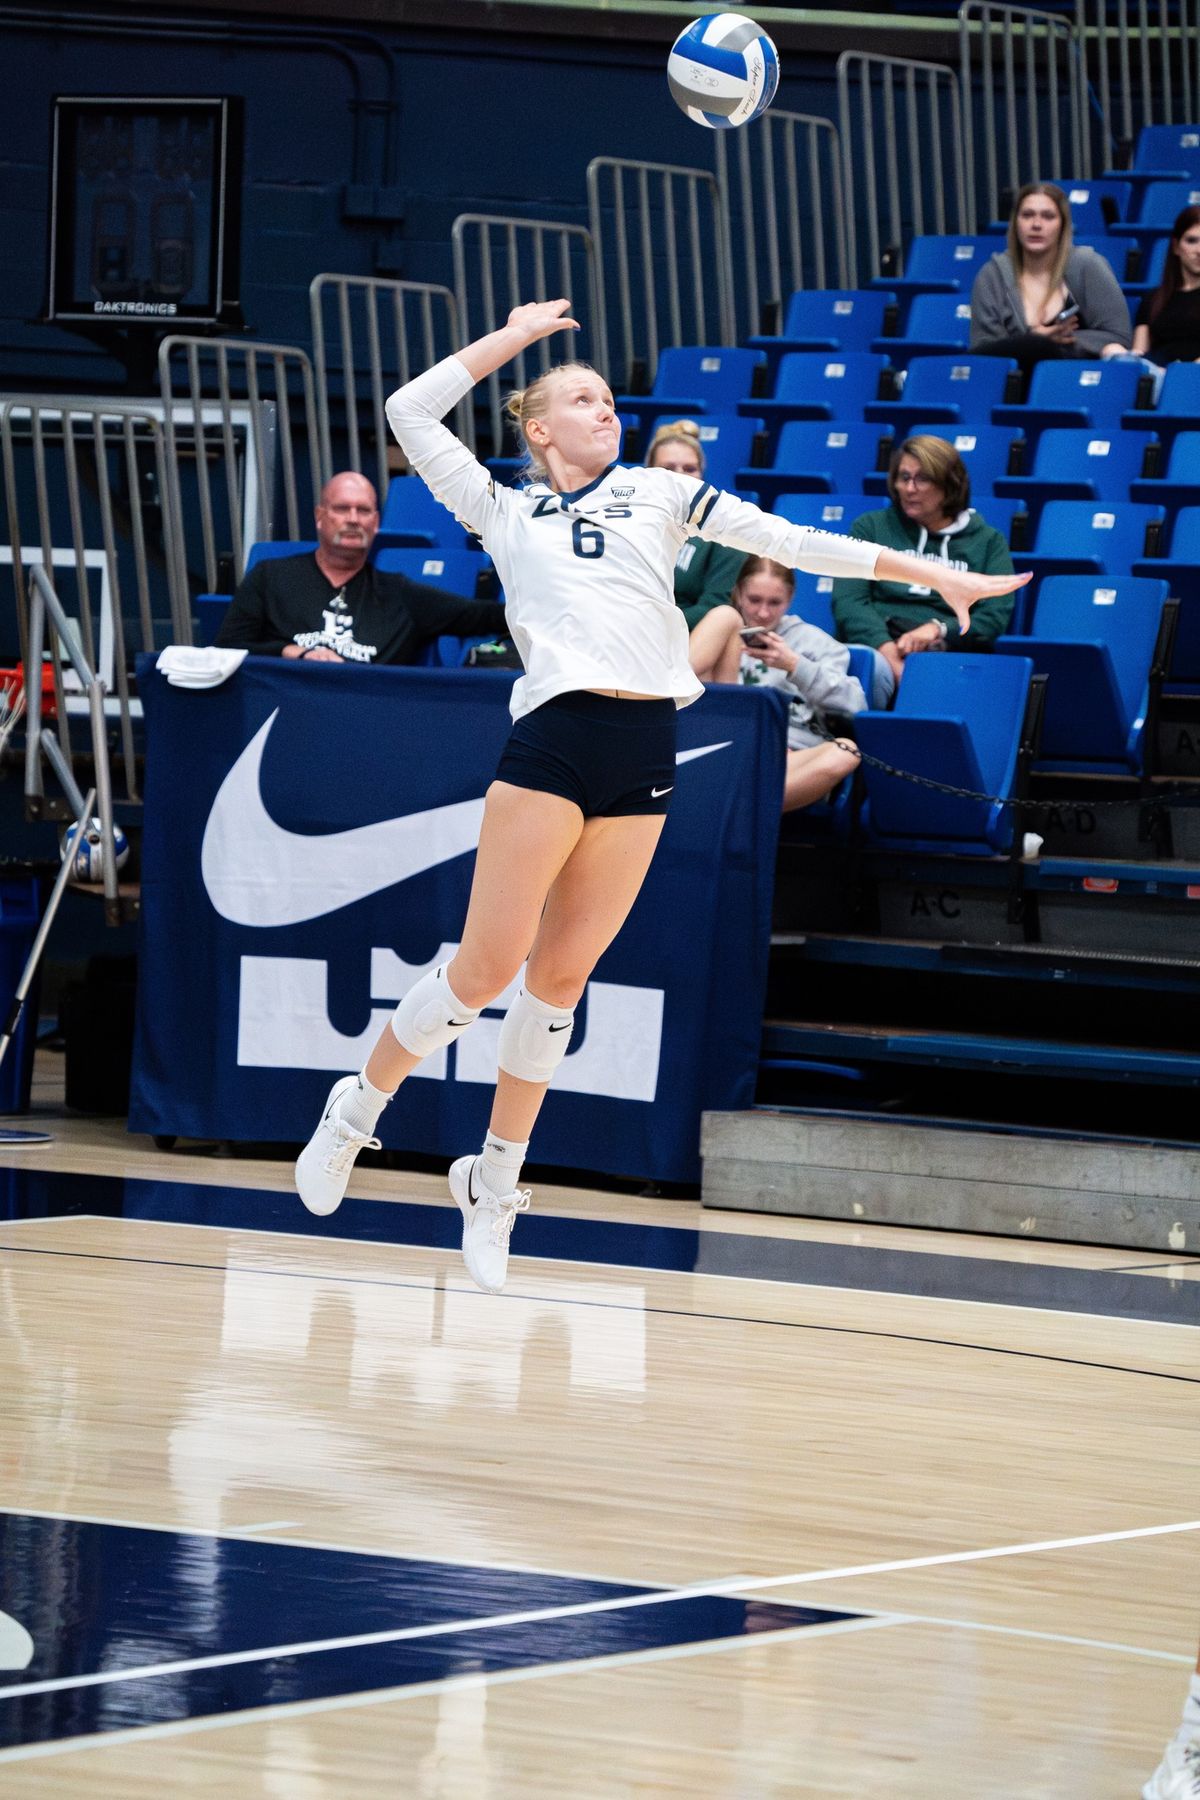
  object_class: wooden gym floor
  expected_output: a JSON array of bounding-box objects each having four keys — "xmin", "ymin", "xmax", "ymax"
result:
[{"xmin": 0, "ymin": 1050, "xmax": 1196, "ymax": 1796}]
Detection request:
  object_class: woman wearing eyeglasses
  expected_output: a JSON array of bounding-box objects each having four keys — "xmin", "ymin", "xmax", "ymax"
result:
[{"xmin": 830, "ymin": 434, "xmax": 1017, "ymax": 688}]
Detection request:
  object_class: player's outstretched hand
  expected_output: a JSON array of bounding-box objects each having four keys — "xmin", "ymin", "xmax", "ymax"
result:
[
  {"xmin": 507, "ymin": 299, "xmax": 581, "ymax": 344},
  {"xmin": 932, "ymin": 566, "xmax": 1033, "ymax": 636}
]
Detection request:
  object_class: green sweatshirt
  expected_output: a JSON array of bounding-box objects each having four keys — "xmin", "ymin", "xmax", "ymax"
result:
[
  {"xmin": 830, "ymin": 504, "xmax": 1015, "ymax": 651},
  {"xmin": 673, "ymin": 536, "xmax": 747, "ymax": 631}
]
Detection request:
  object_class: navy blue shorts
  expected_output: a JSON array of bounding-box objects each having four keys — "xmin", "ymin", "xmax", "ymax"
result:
[{"xmin": 495, "ymin": 691, "xmax": 678, "ymax": 818}]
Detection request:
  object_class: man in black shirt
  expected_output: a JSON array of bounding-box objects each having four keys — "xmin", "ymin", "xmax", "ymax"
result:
[{"xmin": 215, "ymin": 471, "xmax": 507, "ymax": 663}]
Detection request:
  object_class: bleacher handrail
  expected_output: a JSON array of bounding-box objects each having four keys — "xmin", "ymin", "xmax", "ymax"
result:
[
  {"xmin": 309, "ymin": 273, "xmax": 469, "ymax": 491},
  {"xmin": 158, "ymin": 335, "xmax": 321, "ymax": 592},
  {"xmin": 959, "ymin": 1, "xmax": 1088, "ymax": 228},
  {"xmin": 586, "ymin": 156, "xmax": 733, "ymax": 390},
  {"xmin": 450, "ymin": 212, "xmax": 603, "ymax": 454},
  {"xmin": 837, "ymin": 51, "xmax": 969, "ymax": 287}
]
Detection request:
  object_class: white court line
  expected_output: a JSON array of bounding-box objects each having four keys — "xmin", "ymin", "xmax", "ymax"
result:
[
  {"xmin": 1, "ymin": 1517, "xmax": 1197, "ymax": 1705},
  {"xmin": 880, "ymin": 1610, "xmax": 1192, "ymax": 1665},
  {"xmin": 232, "ymin": 1521, "xmax": 301, "ymax": 1534},
  {"xmin": 4, "ymin": 1216, "xmax": 1197, "ymax": 1331},
  {"xmin": 0, "ymin": 1614, "xmax": 901, "ymax": 1766}
]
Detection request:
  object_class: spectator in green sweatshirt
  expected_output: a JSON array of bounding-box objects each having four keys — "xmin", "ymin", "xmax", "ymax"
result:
[{"xmin": 831, "ymin": 435, "xmax": 1017, "ymax": 689}]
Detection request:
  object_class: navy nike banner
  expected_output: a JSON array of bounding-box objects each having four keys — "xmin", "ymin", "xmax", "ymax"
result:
[{"xmin": 130, "ymin": 657, "xmax": 786, "ymax": 1184}]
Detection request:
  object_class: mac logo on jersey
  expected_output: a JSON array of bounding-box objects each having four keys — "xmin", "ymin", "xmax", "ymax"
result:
[{"xmin": 237, "ymin": 947, "xmax": 664, "ymax": 1102}]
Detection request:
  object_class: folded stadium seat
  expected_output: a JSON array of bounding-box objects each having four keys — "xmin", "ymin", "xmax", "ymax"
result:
[
  {"xmin": 854, "ymin": 652, "xmax": 1035, "ymax": 854},
  {"xmin": 1071, "ymin": 233, "xmax": 1136, "ymax": 282},
  {"xmin": 746, "ymin": 289, "xmax": 898, "ymax": 377},
  {"xmin": 738, "ymin": 421, "xmax": 888, "ymax": 502},
  {"xmin": 865, "ymin": 354, "xmax": 1018, "ymax": 437},
  {"xmin": 871, "ymin": 294, "xmax": 974, "ymax": 367},
  {"xmin": 244, "ymin": 540, "xmax": 318, "ymax": 571},
  {"xmin": 615, "ymin": 345, "xmax": 765, "ymax": 429},
  {"xmin": 1131, "ymin": 430, "xmax": 1200, "ymax": 514},
  {"xmin": 1122, "ymin": 361, "xmax": 1200, "ymax": 443},
  {"xmin": 1132, "ymin": 505, "xmax": 1200, "ymax": 683},
  {"xmin": 1052, "ymin": 179, "xmax": 1134, "ymax": 230},
  {"xmin": 1123, "ymin": 236, "xmax": 1169, "ymax": 297},
  {"xmin": 375, "ymin": 476, "xmax": 470, "ymax": 549},
  {"xmin": 371, "ymin": 547, "xmax": 492, "ymax": 598},
  {"xmin": 870, "ymin": 234, "xmax": 999, "ymax": 303},
  {"xmin": 862, "ymin": 424, "xmax": 1021, "ymax": 499},
  {"xmin": 642, "ymin": 411, "xmax": 765, "ymax": 493},
  {"xmin": 993, "ymin": 359, "xmax": 1150, "ymax": 437},
  {"xmin": 1019, "ymin": 498, "xmax": 1166, "ymax": 585},
  {"xmin": 773, "ymin": 491, "xmax": 868, "ymax": 534},
  {"xmin": 1107, "ymin": 123, "xmax": 1200, "ymax": 192},
  {"xmin": 994, "ymin": 427, "xmax": 1154, "ymax": 507},
  {"xmin": 994, "ymin": 575, "xmax": 1171, "ymax": 773},
  {"xmin": 1108, "ymin": 179, "xmax": 1200, "ymax": 254},
  {"xmin": 744, "ymin": 351, "xmax": 891, "ymax": 433}
]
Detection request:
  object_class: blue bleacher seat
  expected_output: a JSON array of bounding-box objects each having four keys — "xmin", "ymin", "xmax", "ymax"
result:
[
  {"xmin": 1126, "ymin": 124, "xmax": 1200, "ymax": 181},
  {"xmin": 1056, "ymin": 179, "xmax": 1134, "ymax": 232},
  {"xmin": 874, "ymin": 235, "xmax": 999, "ymax": 301},
  {"xmin": 747, "ymin": 289, "xmax": 898, "ymax": 368},
  {"xmin": 1073, "ymin": 234, "xmax": 1136, "ymax": 282},
  {"xmin": 1123, "ymin": 236, "xmax": 1169, "ymax": 295},
  {"xmin": 863, "ymin": 424, "xmax": 1020, "ymax": 500},
  {"xmin": 616, "ymin": 346, "xmax": 764, "ymax": 427},
  {"xmin": 747, "ymin": 351, "xmax": 890, "ymax": 429},
  {"xmin": 1131, "ymin": 430, "xmax": 1200, "ymax": 512},
  {"xmin": 1019, "ymin": 499, "xmax": 1166, "ymax": 585},
  {"xmin": 773, "ymin": 492, "xmax": 868, "ymax": 534},
  {"xmin": 739, "ymin": 421, "xmax": 887, "ymax": 501},
  {"xmin": 994, "ymin": 575, "xmax": 1170, "ymax": 772},
  {"xmin": 1112, "ymin": 177, "xmax": 1200, "ymax": 235},
  {"xmin": 855, "ymin": 652, "xmax": 1034, "ymax": 855},
  {"xmin": 643, "ymin": 411, "xmax": 764, "ymax": 493},
  {"xmin": 1132, "ymin": 505, "xmax": 1200, "ymax": 682},
  {"xmin": 245, "ymin": 539, "xmax": 318, "ymax": 571},
  {"xmin": 1123, "ymin": 360, "xmax": 1200, "ymax": 440},
  {"xmin": 371, "ymin": 547, "xmax": 489, "ymax": 597},
  {"xmin": 994, "ymin": 427, "xmax": 1153, "ymax": 506},
  {"xmin": 994, "ymin": 359, "xmax": 1148, "ymax": 437},
  {"xmin": 872, "ymin": 294, "xmax": 974, "ymax": 366},
  {"xmin": 376, "ymin": 476, "xmax": 468, "ymax": 549},
  {"xmin": 866, "ymin": 354, "xmax": 1017, "ymax": 437}
]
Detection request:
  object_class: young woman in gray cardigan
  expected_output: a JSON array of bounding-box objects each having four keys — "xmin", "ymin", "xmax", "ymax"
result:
[{"xmin": 970, "ymin": 182, "xmax": 1131, "ymax": 367}]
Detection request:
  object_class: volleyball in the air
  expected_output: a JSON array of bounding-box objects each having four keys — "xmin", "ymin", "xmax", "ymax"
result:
[{"xmin": 667, "ymin": 14, "xmax": 780, "ymax": 130}]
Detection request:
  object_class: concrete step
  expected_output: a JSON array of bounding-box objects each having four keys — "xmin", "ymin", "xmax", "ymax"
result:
[{"xmin": 700, "ymin": 1107, "xmax": 1200, "ymax": 1253}]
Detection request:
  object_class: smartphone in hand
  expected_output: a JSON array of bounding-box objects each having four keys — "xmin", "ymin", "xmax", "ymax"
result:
[{"xmin": 739, "ymin": 626, "xmax": 769, "ymax": 647}]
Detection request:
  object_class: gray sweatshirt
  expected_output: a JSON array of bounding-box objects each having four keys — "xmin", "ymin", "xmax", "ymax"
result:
[
  {"xmin": 969, "ymin": 246, "xmax": 1132, "ymax": 357},
  {"xmin": 739, "ymin": 612, "xmax": 867, "ymax": 750}
]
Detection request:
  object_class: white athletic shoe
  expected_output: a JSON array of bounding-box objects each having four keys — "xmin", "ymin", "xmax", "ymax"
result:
[
  {"xmin": 295, "ymin": 1076, "xmax": 381, "ymax": 1217},
  {"xmin": 1144, "ymin": 1736, "xmax": 1200, "ymax": 1799},
  {"xmin": 448, "ymin": 1154, "xmax": 530, "ymax": 1294}
]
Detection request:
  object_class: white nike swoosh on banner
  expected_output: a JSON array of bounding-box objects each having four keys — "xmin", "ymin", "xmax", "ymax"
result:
[
  {"xmin": 202, "ymin": 711, "xmax": 486, "ymax": 927},
  {"xmin": 0, "ymin": 1609, "xmax": 33, "ymax": 1672},
  {"xmin": 202, "ymin": 714, "xmax": 734, "ymax": 929}
]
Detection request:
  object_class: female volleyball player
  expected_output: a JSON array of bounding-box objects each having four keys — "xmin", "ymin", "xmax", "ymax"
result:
[{"xmin": 295, "ymin": 299, "xmax": 1030, "ymax": 1293}]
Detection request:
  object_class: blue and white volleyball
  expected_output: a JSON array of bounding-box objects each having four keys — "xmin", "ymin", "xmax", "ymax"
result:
[
  {"xmin": 60, "ymin": 817, "xmax": 129, "ymax": 884},
  {"xmin": 667, "ymin": 14, "xmax": 780, "ymax": 130}
]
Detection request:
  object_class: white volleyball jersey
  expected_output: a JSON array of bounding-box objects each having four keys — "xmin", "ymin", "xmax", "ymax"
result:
[{"xmin": 386, "ymin": 356, "xmax": 882, "ymax": 720}]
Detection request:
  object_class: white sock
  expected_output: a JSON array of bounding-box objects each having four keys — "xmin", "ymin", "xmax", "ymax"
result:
[
  {"xmin": 1176, "ymin": 1672, "xmax": 1200, "ymax": 1740},
  {"xmin": 339, "ymin": 1071, "xmax": 391, "ymax": 1137},
  {"xmin": 480, "ymin": 1131, "xmax": 529, "ymax": 1197}
]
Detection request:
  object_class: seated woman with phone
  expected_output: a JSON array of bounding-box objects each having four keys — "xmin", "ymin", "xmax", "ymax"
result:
[
  {"xmin": 733, "ymin": 556, "xmax": 887, "ymax": 813},
  {"xmin": 970, "ymin": 182, "xmax": 1131, "ymax": 369}
]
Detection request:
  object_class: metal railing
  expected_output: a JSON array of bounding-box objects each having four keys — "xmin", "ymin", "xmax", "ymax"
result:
[
  {"xmin": 0, "ymin": 398, "xmax": 189, "ymax": 798},
  {"xmin": 1076, "ymin": 0, "xmax": 1200, "ymax": 166},
  {"xmin": 586, "ymin": 157, "xmax": 733, "ymax": 391},
  {"xmin": 837, "ymin": 51, "xmax": 970, "ymax": 286},
  {"xmin": 310, "ymin": 274, "xmax": 468, "ymax": 491},
  {"xmin": 450, "ymin": 214, "xmax": 603, "ymax": 453},
  {"xmin": 158, "ymin": 336, "xmax": 320, "ymax": 593},
  {"xmin": 960, "ymin": 2, "xmax": 1087, "ymax": 227},
  {"xmin": 25, "ymin": 564, "xmax": 121, "ymax": 921},
  {"xmin": 715, "ymin": 110, "xmax": 850, "ymax": 338}
]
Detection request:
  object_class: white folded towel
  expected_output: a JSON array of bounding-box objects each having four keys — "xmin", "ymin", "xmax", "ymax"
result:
[{"xmin": 156, "ymin": 646, "xmax": 248, "ymax": 690}]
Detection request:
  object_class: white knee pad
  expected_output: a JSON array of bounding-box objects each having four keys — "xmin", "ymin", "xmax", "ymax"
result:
[
  {"xmin": 390, "ymin": 965, "xmax": 480, "ymax": 1059},
  {"xmin": 497, "ymin": 986, "xmax": 574, "ymax": 1085}
]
